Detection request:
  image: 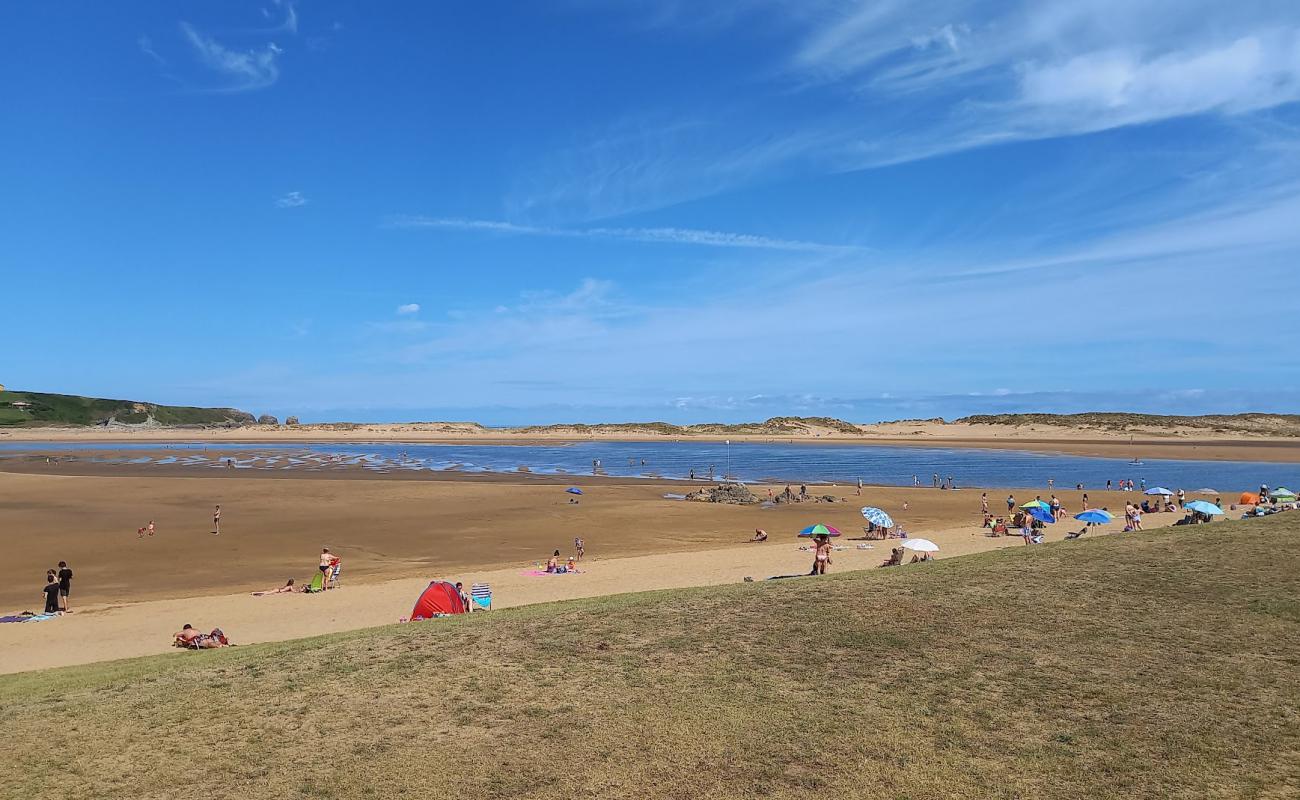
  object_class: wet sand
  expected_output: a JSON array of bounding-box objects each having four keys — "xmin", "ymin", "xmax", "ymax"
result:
[{"xmin": 0, "ymin": 465, "xmax": 1201, "ymax": 673}]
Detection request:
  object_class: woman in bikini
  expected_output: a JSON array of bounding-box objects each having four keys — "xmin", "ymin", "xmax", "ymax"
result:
[
  {"xmin": 547, "ymin": 550, "xmax": 561, "ymax": 573},
  {"xmin": 811, "ymin": 535, "xmax": 832, "ymax": 575}
]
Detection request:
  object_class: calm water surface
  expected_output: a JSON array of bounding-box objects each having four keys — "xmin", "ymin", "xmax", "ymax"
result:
[{"xmin": 1, "ymin": 440, "xmax": 1295, "ymax": 491}]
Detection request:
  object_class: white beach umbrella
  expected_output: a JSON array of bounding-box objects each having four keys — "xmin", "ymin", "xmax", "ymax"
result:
[{"xmin": 900, "ymin": 538, "xmax": 939, "ymax": 553}]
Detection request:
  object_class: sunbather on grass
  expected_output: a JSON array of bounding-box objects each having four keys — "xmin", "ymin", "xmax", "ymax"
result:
[{"xmin": 173, "ymin": 624, "xmax": 230, "ymax": 649}]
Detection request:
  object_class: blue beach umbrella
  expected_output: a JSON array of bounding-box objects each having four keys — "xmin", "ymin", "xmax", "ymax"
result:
[
  {"xmin": 1144, "ymin": 487, "xmax": 1173, "ymax": 496},
  {"xmin": 565, "ymin": 487, "xmax": 584, "ymax": 495},
  {"xmin": 1074, "ymin": 509, "xmax": 1113, "ymax": 525},
  {"xmin": 1184, "ymin": 500, "xmax": 1224, "ymax": 516},
  {"xmin": 860, "ymin": 507, "xmax": 895, "ymax": 528},
  {"xmin": 1027, "ymin": 506, "xmax": 1056, "ymax": 524}
]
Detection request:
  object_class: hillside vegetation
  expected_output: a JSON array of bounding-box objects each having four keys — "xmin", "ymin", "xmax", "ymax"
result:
[
  {"xmin": 2, "ymin": 517, "xmax": 1297, "ymax": 798},
  {"xmin": 957, "ymin": 412, "xmax": 1300, "ymax": 437},
  {"xmin": 0, "ymin": 390, "xmax": 254, "ymax": 428}
]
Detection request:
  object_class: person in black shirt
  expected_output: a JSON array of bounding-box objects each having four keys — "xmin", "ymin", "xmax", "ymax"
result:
[
  {"xmin": 56, "ymin": 561, "xmax": 73, "ymax": 612},
  {"xmin": 42, "ymin": 575, "xmax": 61, "ymax": 614}
]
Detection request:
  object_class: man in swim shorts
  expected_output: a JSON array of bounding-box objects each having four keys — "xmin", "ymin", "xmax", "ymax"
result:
[{"xmin": 56, "ymin": 561, "xmax": 73, "ymax": 612}]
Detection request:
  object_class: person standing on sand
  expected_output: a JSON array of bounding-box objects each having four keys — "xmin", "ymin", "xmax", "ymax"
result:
[
  {"xmin": 319, "ymin": 548, "xmax": 335, "ymax": 588},
  {"xmin": 981, "ymin": 493, "xmax": 989, "ymax": 515},
  {"xmin": 574, "ymin": 537, "xmax": 585, "ymax": 561},
  {"xmin": 811, "ymin": 535, "xmax": 832, "ymax": 575},
  {"xmin": 857, "ymin": 477, "xmax": 863, "ymax": 496},
  {"xmin": 1006, "ymin": 494, "xmax": 1016, "ymax": 512},
  {"xmin": 213, "ymin": 505, "xmax": 221, "ymax": 535},
  {"xmin": 57, "ymin": 561, "xmax": 73, "ymax": 612},
  {"xmin": 1082, "ymin": 492, "xmax": 1089, "ymax": 510},
  {"xmin": 146, "ymin": 520, "xmax": 155, "ymax": 537}
]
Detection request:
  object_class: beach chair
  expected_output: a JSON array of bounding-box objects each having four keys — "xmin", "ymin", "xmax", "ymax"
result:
[
  {"xmin": 329, "ymin": 561, "xmax": 341, "ymax": 589},
  {"xmin": 470, "ymin": 583, "xmax": 492, "ymax": 611}
]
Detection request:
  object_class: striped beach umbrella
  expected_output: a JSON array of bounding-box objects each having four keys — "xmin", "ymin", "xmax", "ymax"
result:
[
  {"xmin": 860, "ymin": 507, "xmax": 894, "ymax": 528},
  {"xmin": 797, "ymin": 524, "xmax": 841, "ymax": 537}
]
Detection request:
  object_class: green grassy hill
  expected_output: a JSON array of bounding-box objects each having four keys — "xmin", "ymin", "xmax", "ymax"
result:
[
  {"xmin": 2, "ymin": 517, "xmax": 1298, "ymax": 798},
  {"xmin": 957, "ymin": 412, "xmax": 1300, "ymax": 436},
  {"xmin": 0, "ymin": 389, "xmax": 254, "ymax": 427}
]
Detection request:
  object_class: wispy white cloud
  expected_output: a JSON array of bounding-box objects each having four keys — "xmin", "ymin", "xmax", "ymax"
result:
[
  {"xmin": 517, "ymin": 1, "xmax": 1300, "ymax": 218},
  {"xmin": 276, "ymin": 191, "xmax": 308, "ymax": 208},
  {"xmin": 390, "ymin": 216, "xmax": 859, "ymax": 253},
  {"xmin": 138, "ymin": 35, "xmax": 166, "ymax": 65},
  {"xmin": 180, "ymin": 22, "xmax": 282, "ymax": 92},
  {"xmin": 396, "ymin": 303, "xmax": 421, "ymax": 315}
]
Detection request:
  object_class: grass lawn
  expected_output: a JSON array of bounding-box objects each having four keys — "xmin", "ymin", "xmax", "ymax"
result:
[{"xmin": 2, "ymin": 517, "xmax": 1298, "ymax": 799}]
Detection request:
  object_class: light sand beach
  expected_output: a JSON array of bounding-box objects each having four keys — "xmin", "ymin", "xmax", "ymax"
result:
[
  {"xmin": 1, "ymin": 465, "xmax": 1191, "ymax": 673},
  {"xmin": 3, "ymin": 419, "xmax": 1298, "ymax": 461}
]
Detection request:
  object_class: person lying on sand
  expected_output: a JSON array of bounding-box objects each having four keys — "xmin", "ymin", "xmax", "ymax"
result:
[
  {"xmin": 252, "ymin": 579, "xmax": 298, "ymax": 596},
  {"xmin": 751, "ymin": 529, "xmax": 768, "ymax": 542},
  {"xmin": 173, "ymin": 624, "xmax": 230, "ymax": 649}
]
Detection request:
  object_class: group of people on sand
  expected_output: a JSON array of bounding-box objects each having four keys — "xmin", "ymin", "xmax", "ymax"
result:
[
  {"xmin": 251, "ymin": 547, "xmax": 341, "ymax": 595},
  {"xmin": 40, "ymin": 561, "xmax": 73, "ymax": 614}
]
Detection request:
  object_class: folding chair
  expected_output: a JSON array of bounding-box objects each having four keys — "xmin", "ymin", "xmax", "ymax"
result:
[{"xmin": 470, "ymin": 582, "xmax": 492, "ymax": 611}]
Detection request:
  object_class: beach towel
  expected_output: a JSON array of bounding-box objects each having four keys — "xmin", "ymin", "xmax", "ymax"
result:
[{"xmin": 0, "ymin": 613, "xmax": 56, "ymax": 623}]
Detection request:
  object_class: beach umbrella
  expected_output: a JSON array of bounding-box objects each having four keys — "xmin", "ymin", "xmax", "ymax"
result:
[
  {"xmin": 900, "ymin": 538, "xmax": 939, "ymax": 553},
  {"xmin": 1144, "ymin": 487, "xmax": 1173, "ymax": 496},
  {"xmin": 1074, "ymin": 509, "xmax": 1113, "ymax": 524},
  {"xmin": 565, "ymin": 487, "xmax": 584, "ymax": 495},
  {"xmin": 860, "ymin": 507, "xmax": 894, "ymax": 528},
  {"xmin": 797, "ymin": 523, "xmax": 841, "ymax": 537},
  {"xmin": 1019, "ymin": 500, "xmax": 1050, "ymax": 510},
  {"xmin": 1027, "ymin": 506, "xmax": 1056, "ymax": 524},
  {"xmin": 1184, "ymin": 500, "xmax": 1225, "ymax": 516}
]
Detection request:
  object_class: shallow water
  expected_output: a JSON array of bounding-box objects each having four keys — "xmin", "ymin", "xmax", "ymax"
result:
[{"xmin": 1, "ymin": 440, "xmax": 1295, "ymax": 491}]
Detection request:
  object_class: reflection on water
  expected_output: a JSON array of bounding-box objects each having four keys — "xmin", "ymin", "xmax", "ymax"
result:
[{"xmin": 2, "ymin": 440, "xmax": 1295, "ymax": 490}]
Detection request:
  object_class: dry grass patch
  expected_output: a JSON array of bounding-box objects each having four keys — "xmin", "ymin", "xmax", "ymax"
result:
[{"xmin": 2, "ymin": 517, "xmax": 1299, "ymax": 798}]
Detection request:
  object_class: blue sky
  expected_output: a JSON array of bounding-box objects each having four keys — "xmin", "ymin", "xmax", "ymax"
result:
[{"xmin": 2, "ymin": 1, "xmax": 1298, "ymax": 424}]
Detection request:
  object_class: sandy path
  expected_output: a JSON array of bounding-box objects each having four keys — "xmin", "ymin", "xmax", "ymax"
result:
[{"xmin": 0, "ymin": 515, "xmax": 1150, "ymax": 674}]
